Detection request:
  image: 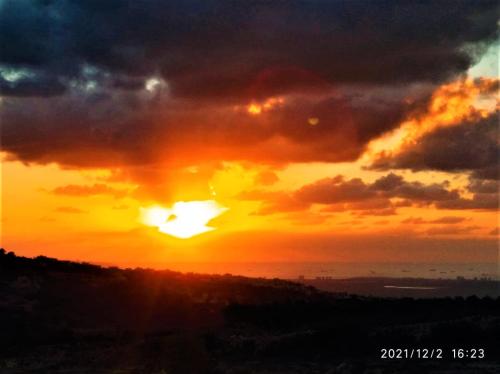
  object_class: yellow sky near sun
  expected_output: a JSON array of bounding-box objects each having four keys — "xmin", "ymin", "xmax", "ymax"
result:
[{"xmin": 1, "ymin": 149, "xmax": 497, "ymax": 263}]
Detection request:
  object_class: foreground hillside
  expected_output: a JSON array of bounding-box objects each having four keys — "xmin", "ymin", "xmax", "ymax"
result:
[{"xmin": 1, "ymin": 249, "xmax": 499, "ymax": 373}]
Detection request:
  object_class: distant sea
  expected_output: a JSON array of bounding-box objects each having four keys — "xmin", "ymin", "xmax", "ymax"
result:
[{"xmin": 153, "ymin": 262, "xmax": 499, "ymax": 280}]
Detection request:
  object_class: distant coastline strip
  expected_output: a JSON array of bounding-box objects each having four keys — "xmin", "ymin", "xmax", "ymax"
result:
[{"xmin": 384, "ymin": 285, "xmax": 439, "ymax": 290}]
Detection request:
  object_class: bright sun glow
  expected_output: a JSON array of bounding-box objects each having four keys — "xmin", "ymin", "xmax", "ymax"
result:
[{"xmin": 141, "ymin": 200, "xmax": 228, "ymax": 239}]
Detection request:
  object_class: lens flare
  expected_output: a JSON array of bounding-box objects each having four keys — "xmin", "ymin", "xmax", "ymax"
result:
[{"xmin": 141, "ymin": 200, "xmax": 228, "ymax": 239}]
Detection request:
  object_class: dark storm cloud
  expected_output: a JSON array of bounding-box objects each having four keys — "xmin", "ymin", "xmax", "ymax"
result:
[
  {"xmin": 242, "ymin": 172, "xmax": 498, "ymax": 216},
  {"xmin": 1, "ymin": 0, "xmax": 497, "ymax": 97},
  {"xmin": 0, "ymin": 71, "xmax": 66, "ymax": 97},
  {"xmin": 0, "ymin": 82, "xmax": 416, "ymax": 168},
  {"xmin": 402, "ymin": 216, "xmax": 467, "ymax": 224},
  {"xmin": 0, "ymin": 0, "xmax": 498, "ymax": 194},
  {"xmin": 425, "ymin": 225, "xmax": 480, "ymax": 236},
  {"xmin": 370, "ymin": 113, "xmax": 500, "ymax": 180},
  {"xmin": 468, "ymin": 179, "xmax": 498, "ymax": 194},
  {"xmin": 295, "ymin": 173, "xmax": 460, "ymax": 204},
  {"xmin": 368, "ymin": 111, "xmax": 499, "ymax": 211},
  {"xmin": 295, "ymin": 175, "xmax": 374, "ymax": 204},
  {"xmin": 436, "ymin": 192, "xmax": 498, "ymax": 210}
]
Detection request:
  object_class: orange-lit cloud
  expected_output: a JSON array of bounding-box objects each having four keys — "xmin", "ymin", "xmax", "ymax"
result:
[
  {"xmin": 254, "ymin": 170, "xmax": 280, "ymax": 186},
  {"xmin": 367, "ymin": 78, "xmax": 499, "ymax": 157},
  {"xmin": 246, "ymin": 97, "xmax": 285, "ymax": 115},
  {"xmin": 52, "ymin": 183, "xmax": 130, "ymax": 198},
  {"xmin": 55, "ymin": 206, "xmax": 86, "ymax": 214},
  {"xmin": 402, "ymin": 216, "xmax": 468, "ymax": 225},
  {"xmin": 239, "ymin": 172, "xmax": 498, "ymax": 219}
]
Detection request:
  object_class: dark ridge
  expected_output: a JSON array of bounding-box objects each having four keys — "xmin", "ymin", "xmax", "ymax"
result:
[{"xmin": 1, "ymin": 249, "xmax": 500, "ymax": 373}]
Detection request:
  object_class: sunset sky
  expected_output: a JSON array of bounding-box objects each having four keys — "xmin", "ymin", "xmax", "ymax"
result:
[{"xmin": 0, "ymin": 1, "xmax": 498, "ymax": 269}]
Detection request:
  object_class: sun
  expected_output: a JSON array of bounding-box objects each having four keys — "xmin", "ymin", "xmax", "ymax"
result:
[{"xmin": 141, "ymin": 200, "xmax": 228, "ymax": 239}]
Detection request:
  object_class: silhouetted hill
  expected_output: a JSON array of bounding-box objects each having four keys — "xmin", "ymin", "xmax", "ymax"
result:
[{"xmin": 1, "ymin": 249, "xmax": 499, "ymax": 373}]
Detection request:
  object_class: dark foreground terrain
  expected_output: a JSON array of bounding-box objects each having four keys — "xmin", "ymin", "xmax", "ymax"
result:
[{"xmin": 1, "ymin": 249, "xmax": 499, "ymax": 374}]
